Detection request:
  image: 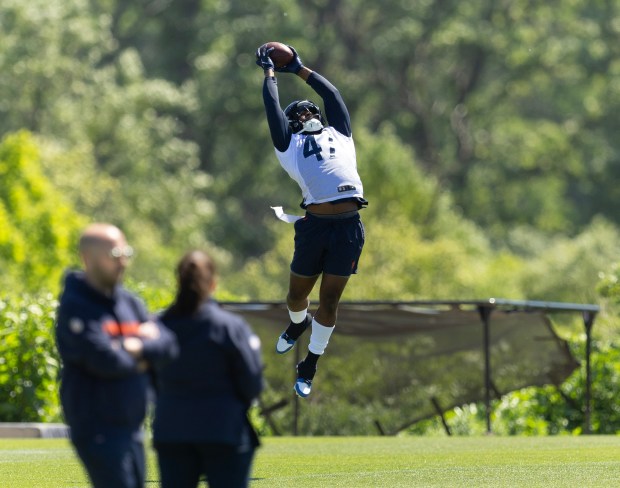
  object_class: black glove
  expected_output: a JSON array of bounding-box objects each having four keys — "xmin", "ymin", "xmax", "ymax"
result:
[
  {"xmin": 256, "ymin": 46, "xmax": 275, "ymax": 71},
  {"xmin": 275, "ymin": 45, "xmax": 304, "ymax": 74}
]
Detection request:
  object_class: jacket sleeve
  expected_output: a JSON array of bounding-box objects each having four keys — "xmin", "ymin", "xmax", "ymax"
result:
[
  {"xmin": 141, "ymin": 320, "xmax": 180, "ymax": 370},
  {"xmin": 263, "ymin": 76, "xmax": 292, "ymax": 152},
  {"xmin": 307, "ymin": 72, "xmax": 352, "ymax": 137},
  {"xmin": 126, "ymin": 296, "xmax": 179, "ymax": 368},
  {"xmin": 55, "ymin": 303, "xmax": 141, "ymax": 379},
  {"xmin": 228, "ymin": 318, "xmax": 264, "ymax": 406}
]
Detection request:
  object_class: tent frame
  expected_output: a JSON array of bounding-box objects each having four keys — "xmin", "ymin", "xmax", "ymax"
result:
[
  {"xmin": 470, "ymin": 299, "xmax": 599, "ymax": 434},
  {"xmin": 222, "ymin": 298, "xmax": 599, "ymax": 435}
]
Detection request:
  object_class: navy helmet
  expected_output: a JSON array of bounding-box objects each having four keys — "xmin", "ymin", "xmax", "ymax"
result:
[{"xmin": 284, "ymin": 100, "xmax": 325, "ymax": 134}]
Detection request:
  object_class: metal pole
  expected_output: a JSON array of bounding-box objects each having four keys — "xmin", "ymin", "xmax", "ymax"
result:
[
  {"xmin": 478, "ymin": 306, "xmax": 493, "ymax": 434},
  {"xmin": 583, "ymin": 311, "xmax": 596, "ymax": 435},
  {"xmin": 293, "ymin": 343, "xmax": 301, "ymax": 436},
  {"xmin": 431, "ymin": 397, "xmax": 452, "ymax": 436}
]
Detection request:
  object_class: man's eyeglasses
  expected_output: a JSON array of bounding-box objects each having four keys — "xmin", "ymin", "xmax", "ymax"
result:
[{"xmin": 109, "ymin": 246, "xmax": 134, "ymax": 259}]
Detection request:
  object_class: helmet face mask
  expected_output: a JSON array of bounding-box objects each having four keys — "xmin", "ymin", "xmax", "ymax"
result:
[{"xmin": 284, "ymin": 100, "xmax": 325, "ymax": 134}]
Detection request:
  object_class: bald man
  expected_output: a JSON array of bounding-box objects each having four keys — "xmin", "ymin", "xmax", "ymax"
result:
[{"xmin": 55, "ymin": 223, "xmax": 178, "ymax": 488}]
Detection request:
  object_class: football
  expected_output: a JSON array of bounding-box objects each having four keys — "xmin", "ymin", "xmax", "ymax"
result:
[{"xmin": 260, "ymin": 42, "xmax": 294, "ymax": 68}]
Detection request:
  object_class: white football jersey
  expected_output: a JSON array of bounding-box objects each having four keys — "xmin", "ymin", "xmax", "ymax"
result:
[{"xmin": 275, "ymin": 127, "xmax": 364, "ymax": 206}]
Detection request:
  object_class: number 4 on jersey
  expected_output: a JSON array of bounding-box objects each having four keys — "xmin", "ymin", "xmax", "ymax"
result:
[{"xmin": 303, "ymin": 136, "xmax": 323, "ymax": 161}]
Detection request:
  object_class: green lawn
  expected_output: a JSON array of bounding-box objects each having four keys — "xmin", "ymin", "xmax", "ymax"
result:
[{"xmin": 1, "ymin": 436, "xmax": 619, "ymax": 487}]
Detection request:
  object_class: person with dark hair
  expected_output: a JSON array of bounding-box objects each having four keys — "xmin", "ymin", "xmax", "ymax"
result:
[
  {"xmin": 153, "ymin": 250, "xmax": 263, "ymax": 488},
  {"xmin": 256, "ymin": 44, "xmax": 367, "ymax": 397},
  {"xmin": 55, "ymin": 223, "xmax": 178, "ymax": 488}
]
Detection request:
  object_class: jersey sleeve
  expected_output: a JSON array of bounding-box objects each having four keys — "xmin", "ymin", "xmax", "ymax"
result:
[
  {"xmin": 307, "ymin": 72, "xmax": 352, "ymax": 137},
  {"xmin": 263, "ymin": 76, "xmax": 292, "ymax": 152}
]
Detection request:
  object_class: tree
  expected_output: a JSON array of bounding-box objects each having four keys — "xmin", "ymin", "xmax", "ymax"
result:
[
  {"xmin": 0, "ymin": 0, "xmax": 219, "ymax": 285},
  {"xmin": 0, "ymin": 131, "xmax": 84, "ymax": 291},
  {"xmin": 224, "ymin": 127, "xmax": 525, "ymax": 301}
]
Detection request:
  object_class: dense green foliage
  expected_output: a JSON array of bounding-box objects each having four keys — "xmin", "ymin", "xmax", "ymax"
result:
[
  {"xmin": 1, "ymin": 0, "xmax": 217, "ymax": 284},
  {"xmin": 0, "ymin": 294, "xmax": 60, "ymax": 422},
  {"xmin": 0, "ymin": 285, "xmax": 243, "ymax": 424},
  {"xmin": 1, "ymin": 0, "xmax": 619, "ymax": 431},
  {"xmin": 86, "ymin": 0, "xmax": 620, "ymax": 248},
  {"xmin": 0, "ymin": 132, "xmax": 84, "ymax": 291},
  {"xmin": 408, "ymin": 338, "xmax": 620, "ymax": 436},
  {"xmin": 493, "ymin": 341, "xmax": 620, "ymax": 436},
  {"xmin": 2, "ymin": 0, "xmax": 620, "ymax": 283},
  {"xmin": 4, "ymin": 291, "xmax": 617, "ymax": 435}
]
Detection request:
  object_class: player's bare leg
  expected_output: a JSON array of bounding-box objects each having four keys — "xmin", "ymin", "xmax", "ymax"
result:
[
  {"xmin": 295, "ymin": 273, "xmax": 349, "ymax": 397},
  {"xmin": 275, "ymin": 273, "xmax": 319, "ymax": 354},
  {"xmin": 287, "ymin": 272, "xmax": 319, "ymax": 313},
  {"xmin": 314, "ymin": 273, "xmax": 349, "ymax": 326}
]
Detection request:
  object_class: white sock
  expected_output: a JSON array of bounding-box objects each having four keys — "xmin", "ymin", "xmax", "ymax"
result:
[
  {"xmin": 308, "ymin": 318, "xmax": 335, "ymax": 355},
  {"xmin": 288, "ymin": 307, "xmax": 308, "ymax": 324}
]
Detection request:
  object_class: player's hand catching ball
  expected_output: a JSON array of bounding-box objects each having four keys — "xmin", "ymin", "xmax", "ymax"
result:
[
  {"xmin": 256, "ymin": 46, "xmax": 276, "ymax": 71},
  {"xmin": 275, "ymin": 45, "xmax": 304, "ymax": 74}
]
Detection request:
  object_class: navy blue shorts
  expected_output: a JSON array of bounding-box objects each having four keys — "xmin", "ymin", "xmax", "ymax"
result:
[{"xmin": 291, "ymin": 212, "xmax": 365, "ymax": 277}]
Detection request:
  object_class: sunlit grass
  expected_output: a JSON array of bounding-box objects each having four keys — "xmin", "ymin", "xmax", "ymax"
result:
[{"xmin": 1, "ymin": 436, "xmax": 619, "ymax": 487}]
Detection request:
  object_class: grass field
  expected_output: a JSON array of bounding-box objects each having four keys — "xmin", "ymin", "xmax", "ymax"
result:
[{"xmin": 1, "ymin": 436, "xmax": 619, "ymax": 487}]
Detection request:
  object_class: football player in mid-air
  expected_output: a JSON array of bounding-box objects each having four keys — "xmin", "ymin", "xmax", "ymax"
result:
[{"xmin": 256, "ymin": 44, "xmax": 367, "ymax": 397}]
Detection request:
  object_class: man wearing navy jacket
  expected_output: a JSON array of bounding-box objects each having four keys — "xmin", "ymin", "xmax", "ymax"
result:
[{"xmin": 55, "ymin": 223, "xmax": 178, "ymax": 488}]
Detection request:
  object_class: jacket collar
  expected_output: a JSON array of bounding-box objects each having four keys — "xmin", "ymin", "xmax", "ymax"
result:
[{"xmin": 62, "ymin": 270, "xmax": 123, "ymax": 304}]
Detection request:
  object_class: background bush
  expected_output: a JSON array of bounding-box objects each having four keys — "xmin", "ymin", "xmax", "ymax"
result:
[
  {"xmin": 1, "ymin": 0, "xmax": 620, "ymax": 433},
  {"xmin": 0, "ymin": 281, "xmax": 247, "ymax": 424},
  {"xmin": 0, "ymin": 294, "xmax": 61, "ymax": 422},
  {"xmin": 3, "ymin": 288, "xmax": 619, "ymax": 436}
]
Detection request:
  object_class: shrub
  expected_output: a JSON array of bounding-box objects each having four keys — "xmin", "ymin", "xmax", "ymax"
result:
[{"xmin": 0, "ymin": 294, "xmax": 61, "ymax": 422}]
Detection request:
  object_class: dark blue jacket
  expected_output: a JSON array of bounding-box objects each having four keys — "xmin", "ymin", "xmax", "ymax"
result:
[
  {"xmin": 153, "ymin": 300, "xmax": 263, "ymax": 448},
  {"xmin": 55, "ymin": 271, "xmax": 178, "ymax": 441}
]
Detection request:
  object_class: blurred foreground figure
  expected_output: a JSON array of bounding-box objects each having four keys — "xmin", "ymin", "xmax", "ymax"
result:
[
  {"xmin": 55, "ymin": 223, "xmax": 178, "ymax": 488},
  {"xmin": 154, "ymin": 250, "xmax": 263, "ymax": 488}
]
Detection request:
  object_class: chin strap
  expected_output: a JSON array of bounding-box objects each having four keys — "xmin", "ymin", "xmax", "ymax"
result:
[{"xmin": 300, "ymin": 118, "xmax": 324, "ymax": 133}]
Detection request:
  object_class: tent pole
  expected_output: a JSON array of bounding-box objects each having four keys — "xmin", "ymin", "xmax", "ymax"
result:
[
  {"xmin": 293, "ymin": 343, "xmax": 301, "ymax": 436},
  {"xmin": 431, "ymin": 397, "xmax": 452, "ymax": 436},
  {"xmin": 583, "ymin": 311, "xmax": 596, "ymax": 435},
  {"xmin": 478, "ymin": 306, "xmax": 493, "ymax": 434}
]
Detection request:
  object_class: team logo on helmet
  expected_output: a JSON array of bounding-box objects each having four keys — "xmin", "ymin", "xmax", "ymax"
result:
[{"xmin": 284, "ymin": 100, "xmax": 325, "ymax": 134}]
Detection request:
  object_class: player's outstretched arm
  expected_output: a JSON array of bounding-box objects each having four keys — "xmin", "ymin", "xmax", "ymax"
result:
[
  {"xmin": 256, "ymin": 46, "xmax": 291, "ymax": 152},
  {"xmin": 300, "ymin": 68, "xmax": 352, "ymax": 137},
  {"xmin": 276, "ymin": 45, "xmax": 352, "ymax": 136}
]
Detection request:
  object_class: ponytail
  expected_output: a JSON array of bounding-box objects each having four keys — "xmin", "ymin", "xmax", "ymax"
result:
[{"xmin": 163, "ymin": 251, "xmax": 216, "ymax": 318}]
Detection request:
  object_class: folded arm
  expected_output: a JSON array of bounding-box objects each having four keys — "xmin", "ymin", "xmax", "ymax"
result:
[{"xmin": 56, "ymin": 308, "xmax": 142, "ymax": 379}]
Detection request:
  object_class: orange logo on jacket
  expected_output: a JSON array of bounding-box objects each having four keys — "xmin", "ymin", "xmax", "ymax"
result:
[{"xmin": 102, "ymin": 321, "xmax": 140, "ymax": 336}]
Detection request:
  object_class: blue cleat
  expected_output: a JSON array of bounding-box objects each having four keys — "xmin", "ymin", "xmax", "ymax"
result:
[
  {"xmin": 294, "ymin": 378, "xmax": 312, "ymax": 397},
  {"xmin": 275, "ymin": 332, "xmax": 296, "ymax": 354},
  {"xmin": 275, "ymin": 314, "xmax": 312, "ymax": 354},
  {"xmin": 294, "ymin": 358, "xmax": 317, "ymax": 398}
]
